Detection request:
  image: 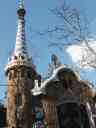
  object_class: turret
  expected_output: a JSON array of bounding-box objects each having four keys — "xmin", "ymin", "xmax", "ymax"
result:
[{"xmin": 5, "ymin": 1, "xmax": 37, "ymax": 128}]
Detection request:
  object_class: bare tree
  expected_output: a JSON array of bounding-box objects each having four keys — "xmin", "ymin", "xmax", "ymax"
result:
[
  {"xmin": 38, "ymin": 2, "xmax": 88, "ymax": 44},
  {"xmin": 78, "ymin": 41, "xmax": 96, "ymax": 69},
  {"xmin": 37, "ymin": 1, "xmax": 96, "ymax": 69}
]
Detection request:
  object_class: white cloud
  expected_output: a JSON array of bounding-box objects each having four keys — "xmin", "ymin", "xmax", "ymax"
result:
[
  {"xmin": 66, "ymin": 40, "xmax": 96, "ymax": 69},
  {"xmin": 67, "ymin": 45, "xmax": 83, "ymax": 63}
]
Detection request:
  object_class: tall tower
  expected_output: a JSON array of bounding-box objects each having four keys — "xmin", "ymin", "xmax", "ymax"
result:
[{"xmin": 5, "ymin": 0, "xmax": 37, "ymax": 128}]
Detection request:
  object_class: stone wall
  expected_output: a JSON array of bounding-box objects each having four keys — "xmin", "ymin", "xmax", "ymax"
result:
[{"xmin": 41, "ymin": 96, "xmax": 59, "ymax": 128}]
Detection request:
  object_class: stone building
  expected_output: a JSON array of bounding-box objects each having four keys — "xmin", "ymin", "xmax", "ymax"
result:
[
  {"xmin": 3, "ymin": 0, "xmax": 96, "ymax": 128},
  {"xmin": 32, "ymin": 55, "xmax": 96, "ymax": 128}
]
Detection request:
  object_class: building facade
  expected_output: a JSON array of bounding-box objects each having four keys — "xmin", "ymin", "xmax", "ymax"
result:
[
  {"xmin": 3, "ymin": 0, "xmax": 96, "ymax": 128},
  {"xmin": 32, "ymin": 55, "xmax": 96, "ymax": 128}
]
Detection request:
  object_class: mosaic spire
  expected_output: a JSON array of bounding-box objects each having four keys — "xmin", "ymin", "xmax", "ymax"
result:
[
  {"xmin": 14, "ymin": 0, "xmax": 27, "ymax": 59},
  {"xmin": 5, "ymin": 0, "xmax": 34, "ymax": 72}
]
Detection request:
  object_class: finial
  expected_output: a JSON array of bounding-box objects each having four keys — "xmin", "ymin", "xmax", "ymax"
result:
[
  {"xmin": 17, "ymin": 0, "xmax": 25, "ymax": 16},
  {"xmin": 19, "ymin": 0, "xmax": 24, "ymax": 9}
]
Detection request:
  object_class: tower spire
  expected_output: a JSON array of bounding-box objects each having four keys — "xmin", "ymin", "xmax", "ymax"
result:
[
  {"xmin": 15, "ymin": 0, "xmax": 27, "ymax": 61},
  {"xmin": 5, "ymin": 1, "xmax": 37, "ymax": 128},
  {"xmin": 5, "ymin": 0, "xmax": 34, "ymax": 73}
]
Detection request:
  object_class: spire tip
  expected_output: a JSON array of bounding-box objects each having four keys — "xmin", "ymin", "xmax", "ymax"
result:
[{"xmin": 19, "ymin": 0, "xmax": 24, "ymax": 9}]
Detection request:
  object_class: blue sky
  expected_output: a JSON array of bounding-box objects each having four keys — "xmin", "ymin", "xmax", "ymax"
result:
[{"xmin": 0, "ymin": 0, "xmax": 96, "ymax": 101}]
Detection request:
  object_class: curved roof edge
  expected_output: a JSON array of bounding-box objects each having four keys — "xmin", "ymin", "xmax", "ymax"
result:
[{"xmin": 32, "ymin": 65, "xmax": 80, "ymax": 96}]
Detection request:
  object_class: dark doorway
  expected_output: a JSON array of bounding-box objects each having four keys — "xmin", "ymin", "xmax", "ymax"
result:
[
  {"xmin": 57, "ymin": 103, "xmax": 90, "ymax": 128},
  {"xmin": 0, "ymin": 104, "xmax": 6, "ymax": 127}
]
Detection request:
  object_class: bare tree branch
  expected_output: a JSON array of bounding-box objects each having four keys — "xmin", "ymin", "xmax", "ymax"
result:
[{"xmin": 35, "ymin": 1, "xmax": 96, "ymax": 69}]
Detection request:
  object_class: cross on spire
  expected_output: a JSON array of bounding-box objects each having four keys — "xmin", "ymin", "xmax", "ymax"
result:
[{"xmin": 19, "ymin": 0, "xmax": 24, "ymax": 9}]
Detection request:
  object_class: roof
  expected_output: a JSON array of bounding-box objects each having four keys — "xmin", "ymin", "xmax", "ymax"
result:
[{"xmin": 32, "ymin": 65, "xmax": 80, "ymax": 96}]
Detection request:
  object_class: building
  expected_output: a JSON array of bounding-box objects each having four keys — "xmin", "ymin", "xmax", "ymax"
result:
[
  {"xmin": 5, "ymin": 0, "xmax": 37, "ymax": 128},
  {"xmin": 32, "ymin": 55, "xmax": 96, "ymax": 128},
  {"xmin": 3, "ymin": 0, "xmax": 96, "ymax": 128}
]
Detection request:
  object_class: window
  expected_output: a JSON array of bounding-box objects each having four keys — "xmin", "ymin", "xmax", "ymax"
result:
[
  {"xmin": 27, "ymin": 71, "xmax": 31, "ymax": 79},
  {"xmin": 16, "ymin": 94, "xmax": 22, "ymax": 107},
  {"xmin": 14, "ymin": 56, "xmax": 17, "ymax": 60},
  {"xmin": 21, "ymin": 69, "xmax": 25, "ymax": 77},
  {"xmin": 21, "ymin": 55, "xmax": 24, "ymax": 60}
]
